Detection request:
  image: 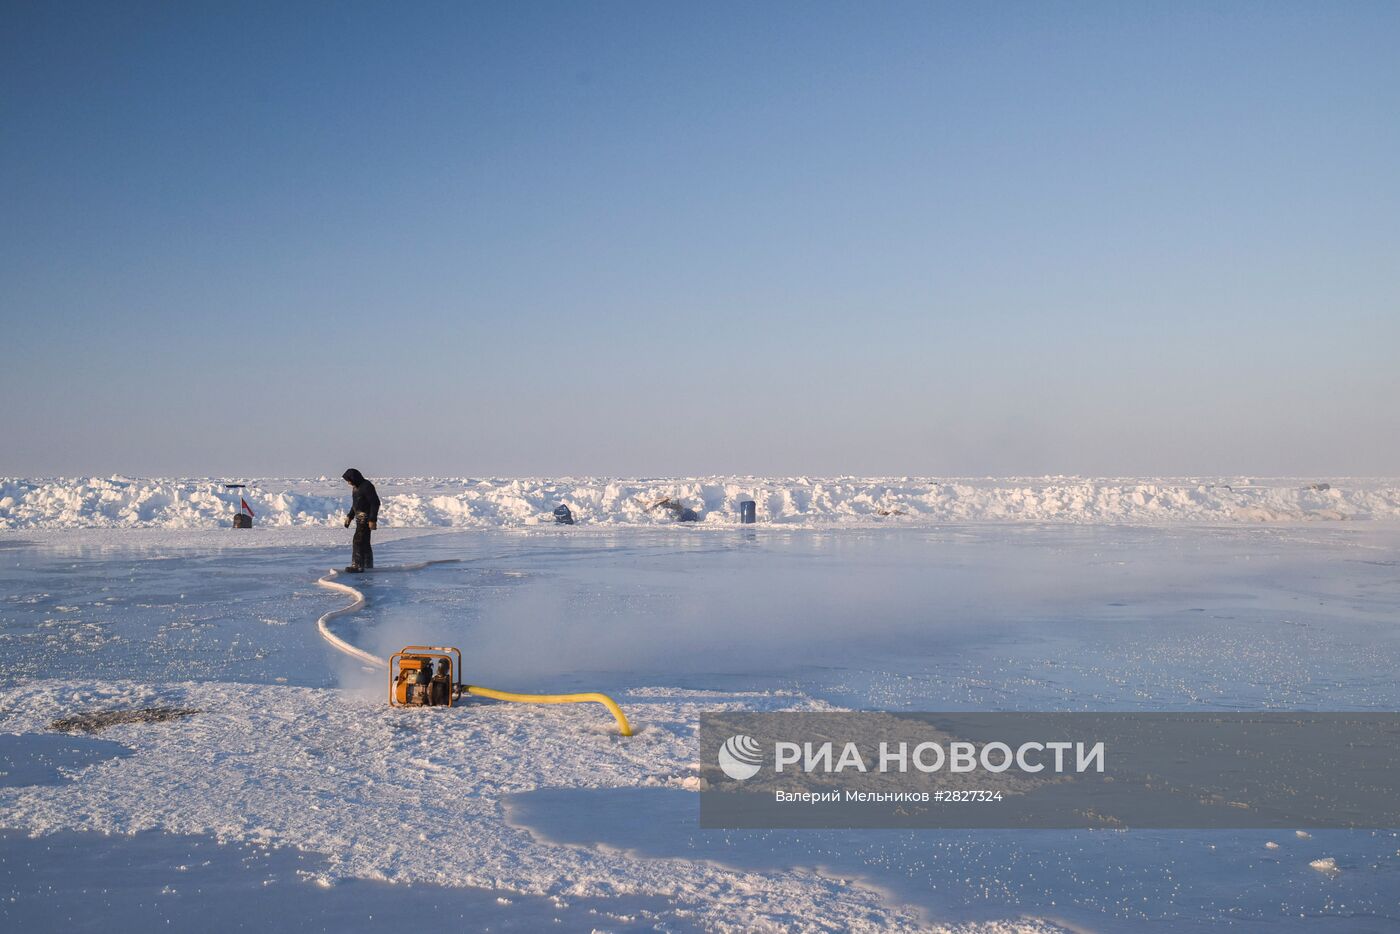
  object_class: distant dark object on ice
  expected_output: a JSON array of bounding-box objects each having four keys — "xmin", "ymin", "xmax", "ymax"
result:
[
  {"xmin": 1309, "ymin": 482, "xmax": 1331, "ymax": 492},
  {"xmin": 553, "ymin": 504, "xmax": 575, "ymax": 525},
  {"xmin": 647, "ymin": 497, "xmax": 700, "ymax": 523},
  {"xmin": 225, "ymin": 482, "xmax": 254, "ymax": 528},
  {"xmin": 50, "ymin": 707, "xmax": 200, "ymax": 734}
]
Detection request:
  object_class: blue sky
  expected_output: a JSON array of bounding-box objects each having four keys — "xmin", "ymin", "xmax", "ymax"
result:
[{"xmin": 3, "ymin": 1, "xmax": 1396, "ymax": 477}]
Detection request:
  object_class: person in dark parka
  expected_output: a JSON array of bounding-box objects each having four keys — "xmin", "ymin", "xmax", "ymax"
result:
[{"xmin": 341, "ymin": 468, "xmax": 380, "ymax": 572}]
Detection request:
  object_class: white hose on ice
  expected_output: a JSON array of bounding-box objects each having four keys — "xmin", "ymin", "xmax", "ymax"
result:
[{"xmin": 314, "ymin": 560, "xmax": 463, "ymax": 669}]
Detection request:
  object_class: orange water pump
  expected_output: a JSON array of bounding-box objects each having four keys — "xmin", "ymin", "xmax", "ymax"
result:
[
  {"xmin": 389, "ymin": 645, "xmax": 460, "ymax": 707},
  {"xmin": 386, "ymin": 644, "xmax": 634, "ymax": 736}
]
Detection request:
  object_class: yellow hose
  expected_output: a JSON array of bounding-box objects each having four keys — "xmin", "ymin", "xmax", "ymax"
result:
[{"xmin": 463, "ymin": 685, "xmax": 634, "ymax": 737}]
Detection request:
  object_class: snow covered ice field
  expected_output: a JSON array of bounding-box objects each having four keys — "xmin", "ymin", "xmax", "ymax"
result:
[{"xmin": 3, "ymin": 493, "xmax": 1400, "ymax": 931}]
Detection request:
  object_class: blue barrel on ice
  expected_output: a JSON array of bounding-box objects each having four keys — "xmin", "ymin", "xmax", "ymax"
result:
[{"xmin": 739, "ymin": 500, "xmax": 756, "ymax": 524}]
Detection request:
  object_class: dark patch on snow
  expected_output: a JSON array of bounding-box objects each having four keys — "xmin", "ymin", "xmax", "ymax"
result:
[{"xmin": 49, "ymin": 706, "xmax": 199, "ymax": 733}]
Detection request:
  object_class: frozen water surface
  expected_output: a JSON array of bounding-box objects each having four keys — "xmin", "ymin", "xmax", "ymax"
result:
[
  {"xmin": 0, "ymin": 829, "xmax": 699, "ymax": 933},
  {"xmin": 2, "ymin": 523, "xmax": 1399, "ymax": 931},
  {"xmin": 506, "ymin": 788, "xmax": 1400, "ymax": 933},
  {"xmin": 0, "ymin": 734, "xmax": 131, "ymax": 787}
]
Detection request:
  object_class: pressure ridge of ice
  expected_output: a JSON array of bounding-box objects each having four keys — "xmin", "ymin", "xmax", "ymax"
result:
[{"xmin": 2, "ymin": 475, "xmax": 1397, "ymax": 529}]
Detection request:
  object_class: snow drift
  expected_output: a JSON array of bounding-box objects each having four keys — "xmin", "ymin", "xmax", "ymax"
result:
[{"xmin": 1, "ymin": 476, "xmax": 1397, "ymax": 530}]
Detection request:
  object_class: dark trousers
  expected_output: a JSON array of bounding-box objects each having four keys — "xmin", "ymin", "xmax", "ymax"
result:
[{"xmin": 352, "ymin": 521, "xmax": 374, "ymax": 569}]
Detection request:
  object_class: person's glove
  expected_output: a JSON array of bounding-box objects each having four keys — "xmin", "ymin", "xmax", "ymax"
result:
[
  {"xmin": 343, "ymin": 515, "xmax": 352, "ymax": 528},
  {"xmin": 367, "ymin": 520, "xmax": 377, "ymax": 531}
]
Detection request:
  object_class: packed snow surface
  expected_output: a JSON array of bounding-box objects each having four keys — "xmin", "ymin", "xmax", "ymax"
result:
[
  {"xmin": 0, "ymin": 680, "xmax": 1057, "ymax": 933},
  {"xmin": 2, "ymin": 475, "xmax": 1397, "ymax": 529}
]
